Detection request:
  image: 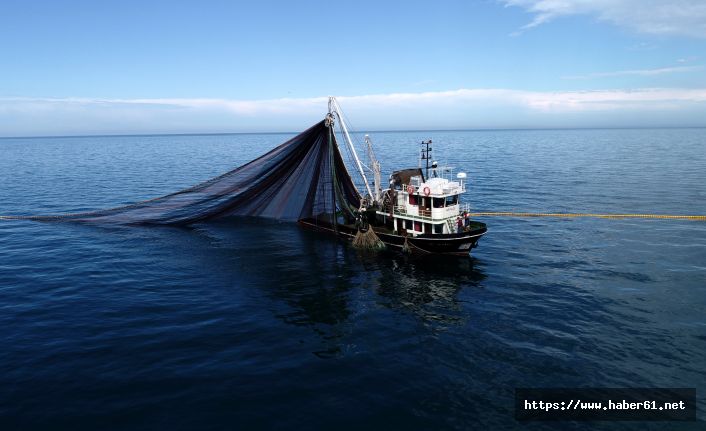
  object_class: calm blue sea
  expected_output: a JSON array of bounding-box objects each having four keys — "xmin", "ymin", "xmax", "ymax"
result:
[{"xmin": 1, "ymin": 128, "xmax": 705, "ymax": 430}]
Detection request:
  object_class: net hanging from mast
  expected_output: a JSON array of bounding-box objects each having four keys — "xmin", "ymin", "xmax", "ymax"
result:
[{"xmin": 2, "ymin": 119, "xmax": 361, "ymax": 226}]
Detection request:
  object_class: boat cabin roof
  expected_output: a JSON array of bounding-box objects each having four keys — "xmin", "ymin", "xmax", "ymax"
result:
[
  {"xmin": 392, "ymin": 166, "xmax": 465, "ymax": 197},
  {"xmin": 410, "ymin": 177, "xmax": 464, "ymax": 197}
]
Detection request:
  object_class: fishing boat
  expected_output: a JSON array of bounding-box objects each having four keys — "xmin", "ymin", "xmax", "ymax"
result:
[
  {"xmin": 4, "ymin": 97, "xmax": 486, "ymax": 256},
  {"xmin": 299, "ymin": 98, "xmax": 487, "ymax": 256}
]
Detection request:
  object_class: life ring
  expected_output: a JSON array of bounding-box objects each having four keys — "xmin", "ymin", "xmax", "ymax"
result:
[
  {"xmin": 406, "ymin": 184, "xmax": 415, "ymax": 194},
  {"xmin": 423, "ymin": 186, "xmax": 431, "ymax": 196}
]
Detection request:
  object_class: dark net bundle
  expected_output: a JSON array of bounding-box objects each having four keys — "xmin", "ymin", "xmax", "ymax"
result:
[{"xmin": 4, "ymin": 119, "xmax": 361, "ymax": 226}]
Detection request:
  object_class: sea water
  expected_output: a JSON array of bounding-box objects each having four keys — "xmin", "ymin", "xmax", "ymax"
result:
[{"xmin": 1, "ymin": 128, "xmax": 705, "ymax": 430}]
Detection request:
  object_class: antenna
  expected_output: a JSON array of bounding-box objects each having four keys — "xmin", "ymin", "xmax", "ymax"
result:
[{"xmin": 420, "ymin": 140, "xmax": 432, "ymax": 179}]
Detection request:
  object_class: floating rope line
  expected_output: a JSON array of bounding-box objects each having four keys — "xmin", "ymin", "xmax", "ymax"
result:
[{"xmin": 468, "ymin": 212, "xmax": 706, "ymax": 221}]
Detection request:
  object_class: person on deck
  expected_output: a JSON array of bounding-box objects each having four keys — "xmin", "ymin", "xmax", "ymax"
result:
[
  {"xmin": 464, "ymin": 211, "xmax": 470, "ymax": 228},
  {"xmin": 456, "ymin": 216, "xmax": 463, "ymax": 234}
]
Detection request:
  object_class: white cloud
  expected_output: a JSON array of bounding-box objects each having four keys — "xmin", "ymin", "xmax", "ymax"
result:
[
  {"xmin": 503, "ymin": 0, "xmax": 706, "ymax": 37},
  {"xmin": 338, "ymin": 88, "xmax": 706, "ymax": 112},
  {"xmin": 1, "ymin": 88, "xmax": 706, "ymax": 136},
  {"xmin": 562, "ymin": 65, "xmax": 703, "ymax": 79},
  {"xmin": 513, "ymin": 87, "xmax": 706, "ymax": 110}
]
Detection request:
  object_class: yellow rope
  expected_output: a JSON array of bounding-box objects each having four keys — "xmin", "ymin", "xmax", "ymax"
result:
[{"xmin": 468, "ymin": 212, "xmax": 706, "ymax": 220}]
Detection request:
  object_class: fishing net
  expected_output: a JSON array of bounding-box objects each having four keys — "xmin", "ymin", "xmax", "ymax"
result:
[
  {"xmin": 3, "ymin": 119, "xmax": 361, "ymax": 226},
  {"xmin": 352, "ymin": 228, "xmax": 386, "ymax": 250}
]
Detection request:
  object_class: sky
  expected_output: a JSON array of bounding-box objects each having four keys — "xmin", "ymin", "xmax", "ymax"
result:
[{"xmin": 1, "ymin": 0, "xmax": 705, "ymax": 136}]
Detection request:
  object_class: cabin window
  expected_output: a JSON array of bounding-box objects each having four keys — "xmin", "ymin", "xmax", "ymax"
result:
[
  {"xmin": 434, "ymin": 224, "xmax": 444, "ymax": 234},
  {"xmin": 405, "ymin": 219, "xmax": 413, "ymax": 230},
  {"xmin": 433, "ymin": 197, "xmax": 445, "ymax": 208},
  {"xmin": 409, "ymin": 194, "xmax": 417, "ymax": 206},
  {"xmin": 414, "ymin": 221, "xmax": 422, "ymax": 232},
  {"xmin": 445, "ymin": 195, "xmax": 458, "ymax": 206}
]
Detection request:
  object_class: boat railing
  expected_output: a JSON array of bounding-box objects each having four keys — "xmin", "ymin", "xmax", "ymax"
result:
[
  {"xmin": 393, "ymin": 203, "xmax": 471, "ymax": 220},
  {"xmin": 393, "ymin": 207, "xmax": 431, "ymax": 222},
  {"xmin": 392, "ymin": 206, "xmax": 449, "ymax": 222},
  {"xmin": 403, "ymin": 179, "xmax": 466, "ymax": 195}
]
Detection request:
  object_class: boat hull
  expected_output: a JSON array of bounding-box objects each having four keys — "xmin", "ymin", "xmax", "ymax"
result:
[{"xmin": 298, "ymin": 218, "xmax": 486, "ymax": 256}]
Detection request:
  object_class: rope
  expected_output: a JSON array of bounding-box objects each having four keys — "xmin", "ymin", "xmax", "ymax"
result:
[{"xmin": 467, "ymin": 212, "xmax": 706, "ymax": 221}]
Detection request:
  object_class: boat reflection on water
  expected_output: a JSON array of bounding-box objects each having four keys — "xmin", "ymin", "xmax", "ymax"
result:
[
  {"xmin": 191, "ymin": 218, "xmax": 486, "ymax": 357},
  {"xmin": 366, "ymin": 253, "xmax": 486, "ymax": 327},
  {"xmin": 109, "ymin": 217, "xmax": 489, "ymax": 359}
]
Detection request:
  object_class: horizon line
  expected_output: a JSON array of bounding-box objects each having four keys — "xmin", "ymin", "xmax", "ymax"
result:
[{"xmin": 2, "ymin": 125, "xmax": 706, "ymax": 140}]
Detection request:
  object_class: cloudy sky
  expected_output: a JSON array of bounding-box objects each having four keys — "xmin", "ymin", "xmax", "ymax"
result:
[{"xmin": 1, "ymin": 0, "xmax": 705, "ymax": 136}]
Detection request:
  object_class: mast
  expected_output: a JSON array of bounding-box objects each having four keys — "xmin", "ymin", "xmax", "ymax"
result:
[
  {"xmin": 328, "ymin": 97, "xmax": 375, "ymax": 201},
  {"xmin": 365, "ymin": 134, "xmax": 381, "ymax": 203},
  {"xmin": 420, "ymin": 139, "xmax": 432, "ymax": 179},
  {"xmin": 327, "ymin": 118, "xmax": 338, "ymax": 234}
]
